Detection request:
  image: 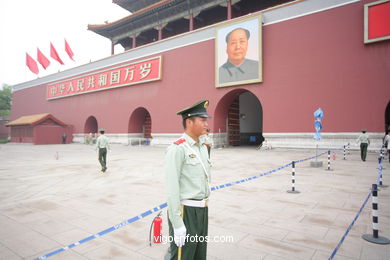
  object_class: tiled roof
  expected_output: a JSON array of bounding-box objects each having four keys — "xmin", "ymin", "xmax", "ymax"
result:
[
  {"xmin": 6, "ymin": 113, "xmax": 66, "ymax": 126},
  {"xmin": 88, "ymin": 0, "xmax": 174, "ymax": 31}
]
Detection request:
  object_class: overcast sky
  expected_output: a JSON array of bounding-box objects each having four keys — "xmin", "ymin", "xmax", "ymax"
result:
[{"xmin": 0, "ymin": 0, "xmax": 130, "ymax": 87}]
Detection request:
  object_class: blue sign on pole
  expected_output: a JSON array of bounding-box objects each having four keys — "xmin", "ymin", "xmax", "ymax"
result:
[{"xmin": 314, "ymin": 108, "xmax": 324, "ymax": 140}]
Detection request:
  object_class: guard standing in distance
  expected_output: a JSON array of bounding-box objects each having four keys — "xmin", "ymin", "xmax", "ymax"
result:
[
  {"xmin": 165, "ymin": 100, "xmax": 212, "ymax": 260},
  {"xmin": 62, "ymin": 132, "xmax": 67, "ymax": 144},
  {"xmin": 96, "ymin": 128, "xmax": 110, "ymax": 172},
  {"xmin": 356, "ymin": 128, "xmax": 370, "ymax": 161},
  {"xmin": 200, "ymin": 129, "xmax": 213, "ymax": 158}
]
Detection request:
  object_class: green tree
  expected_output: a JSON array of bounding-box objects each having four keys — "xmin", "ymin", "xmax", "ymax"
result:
[{"xmin": 0, "ymin": 84, "xmax": 12, "ymax": 117}]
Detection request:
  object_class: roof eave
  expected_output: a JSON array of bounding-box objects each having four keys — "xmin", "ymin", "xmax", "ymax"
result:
[{"xmin": 88, "ymin": 0, "xmax": 175, "ymax": 33}]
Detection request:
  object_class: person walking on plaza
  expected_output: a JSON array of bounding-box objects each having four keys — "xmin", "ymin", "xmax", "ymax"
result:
[
  {"xmin": 96, "ymin": 128, "xmax": 110, "ymax": 172},
  {"xmin": 165, "ymin": 100, "xmax": 212, "ymax": 260},
  {"xmin": 356, "ymin": 128, "xmax": 370, "ymax": 161},
  {"xmin": 384, "ymin": 131, "xmax": 390, "ymax": 163}
]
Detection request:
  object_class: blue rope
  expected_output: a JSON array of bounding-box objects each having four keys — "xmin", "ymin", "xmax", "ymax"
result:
[
  {"xmin": 328, "ymin": 191, "xmax": 371, "ymax": 260},
  {"xmin": 35, "ymin": 150, "xmax": 328, "ymax": 260}
]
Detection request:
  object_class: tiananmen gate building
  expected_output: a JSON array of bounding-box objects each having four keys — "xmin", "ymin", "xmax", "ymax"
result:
[{"xmin": 9, "ymin": 0, "xmax": 390, "ymax": 148}]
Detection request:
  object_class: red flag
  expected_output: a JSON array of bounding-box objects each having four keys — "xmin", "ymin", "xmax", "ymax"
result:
[
  {"xmin": 64, "ymin": 39, "xmax": 74, "ymax": 61},
  {"xmin": 50, "ymin": 42, "xmax": 64, "ymax": 65},
  {"xmin": 26, "ymin": 52, "xmax": 39, "ymax": 74},
  {"xmin": 37, "ymin": 48, "xmax": 50, "ymax": 69}
]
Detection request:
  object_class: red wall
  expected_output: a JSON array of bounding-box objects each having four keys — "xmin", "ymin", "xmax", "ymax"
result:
[
  {"xmin": 10, "ymin": 136, "xmax": 33, "ymax": 143},
  {"xmin": 9, "ymin": 121, "xmax": 73, "ymax": 144},
  {"xmin": 34, "ymin": 125, "xmax": 73, "ymax": 145},
  {"xmin": 11, "ymin": 0, "xmax": 390, "ymax": 134}
]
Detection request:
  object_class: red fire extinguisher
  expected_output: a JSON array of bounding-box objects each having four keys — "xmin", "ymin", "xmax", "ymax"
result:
[{"xmin": 149, "ymin": 211, "xmax": 162, "ymax": 246}]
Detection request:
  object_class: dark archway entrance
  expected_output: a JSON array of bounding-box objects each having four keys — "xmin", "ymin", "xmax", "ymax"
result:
[
  {"xmin": 84, "ymin": 116, "xmax": 98, "ymax": 134},
  {"xmin": 128, "ymin": 107, "xmax": 152, "ymax": 138},
  {"xmin": 214, "ymin": 89, "xmax": 263, "ymax": 146},
  {"xmin": 385, "ymin": 101, "xmax": 390, "ymax": 132}
]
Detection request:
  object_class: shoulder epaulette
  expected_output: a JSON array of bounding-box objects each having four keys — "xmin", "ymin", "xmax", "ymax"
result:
[{"xmin": 174, "ymin": 138, "xmax": 186, "ymax": 145}]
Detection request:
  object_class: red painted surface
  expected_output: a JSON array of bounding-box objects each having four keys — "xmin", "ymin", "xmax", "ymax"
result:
[
  {"xmin": 9, "ymin": 118, "xmax": 73, "ymax": 144},
  {"xmin": 11, "ymin": 0, "xmax": 390, "ymax": 135},
  {"xmin": 368, "ymin": 1, "xmax": 390, "ymax": 39},
  {"xmin": 10, "ymin": 136, "xmax": 33, "ymax": 143},
  {"xmin": 34, "ymin": 125, "xmax": 73, "ymax": 145}
]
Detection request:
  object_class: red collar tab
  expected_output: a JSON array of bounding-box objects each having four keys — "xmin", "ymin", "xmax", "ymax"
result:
[{"xmin": 174, "ymin": 138, "xmax": 186, "ymax": 145}]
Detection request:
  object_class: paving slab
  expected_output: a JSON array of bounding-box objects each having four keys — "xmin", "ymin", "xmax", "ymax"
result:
[{"xmin": 0, "ymin": 143, "xmax": 389, "ymax": 259}]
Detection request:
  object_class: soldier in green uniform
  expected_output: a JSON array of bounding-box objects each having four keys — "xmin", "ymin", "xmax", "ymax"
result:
[
  {"xmin": 96, "ymin": 128, "xmax": 110, "ymax": 172},
  {"xmin": 165, "ymin": 100, "xmax": 212, "ymax": 260},
  {"xmin": 356, "ymin": 128, "xmax": 370, "ymax": 161}
]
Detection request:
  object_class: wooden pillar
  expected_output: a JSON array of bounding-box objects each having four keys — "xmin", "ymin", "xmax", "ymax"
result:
[
  {"xmin": 155, "ymin": 24, "xmax": 167, "ymax": 41},
  {"xmin": 158, "ymin": 27, "xmax": 163, "ymax": 40},
  {"xmin": 132, "ymin": 35, "xmax": 136, "ymax": 48},
  {"xmin": 111, "ymin": 41, "xmax": 115, "ymax": 55},
  {"xmin": 189, "ymin": 13, "xmax": 194, "ymax": 31},
  {"xmin": 227, "ymin": 0, "xmax": 232, "ymax": 20}
]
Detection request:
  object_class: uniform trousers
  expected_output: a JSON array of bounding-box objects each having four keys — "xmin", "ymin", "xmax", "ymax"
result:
[
  {"xmin": 168, "ymin": 205, "xmax": 208, "ymax": 260},
  {"xmin": 98, "ymin": 147, "xmax": 107, "ymax": 168},
  {"xmin": 360, "ymin": 143, "xmax": 368, "ymax": 161}
]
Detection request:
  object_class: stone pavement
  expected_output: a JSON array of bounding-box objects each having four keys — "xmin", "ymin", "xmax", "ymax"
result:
[{"xmin": 0, "ymin": 143, "xmax": 389, "ymax": 260}]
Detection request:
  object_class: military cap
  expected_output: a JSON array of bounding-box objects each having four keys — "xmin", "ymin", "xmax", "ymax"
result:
[
  {"xmin": 177, "ymin": 100, "xmax": 212, "ymax": 120},
  {"xmin": 361, "ymin": 128, "xmax": 367, "ymax": 132},
  {"xmin": 99, "ymin": 128, "xmax": 105, "ymax": 132}
]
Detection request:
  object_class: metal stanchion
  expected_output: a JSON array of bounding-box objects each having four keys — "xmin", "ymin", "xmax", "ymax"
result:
[
  {"xmin": 287, "ymin": 161, "xmax": 300, "ymax": 194},
  {"xmin": 362, "ymin": 184, "xmax": 390, "ymax": 244},
  {"xmin": 380, "ymin": 146, "xmax": 386, "ymax": 169},
  {"xmin": 380, "ymin": 147, "xmax": 384, "ymax": 160},
  {"xmin": 325, "ymin": 150, "xmax": 332, "ymax": 171},
  {"xmin": 343, "ymin": 145, "xmax": 346, "ymax": 160},
  {"xmin": 377, "ymin": 157, "xmax": 388, "ymax": 188},
  {"xmin": 347, "ymin": 142, "xmax": 350, "ymax": 155}
]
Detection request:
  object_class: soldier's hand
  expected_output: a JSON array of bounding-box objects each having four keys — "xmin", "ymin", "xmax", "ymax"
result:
[{"xmin": 173, "ymin": 225, "xmax": 187, "ymax": 247}]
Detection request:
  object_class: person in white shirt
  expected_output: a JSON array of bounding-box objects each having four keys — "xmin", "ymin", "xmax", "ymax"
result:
[{"xmin": 384, "ymin": 131, "xmax": 390, "ymax": 163}]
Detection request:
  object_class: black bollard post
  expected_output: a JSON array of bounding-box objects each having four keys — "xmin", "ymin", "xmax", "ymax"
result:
[
  {"xmin": 343, "ymin": 145, "xmax": 346, "ymax": 160},
  {"xmin": 380, "ymin": 146, "xmax": 386, "ymax": 170},
  {"xmin": 377, "ymin": 157, "xmax": 387, "ymax": 188},
  {"xmin": 326, "ymin": 150, "xmax": 332, "ymax": 171},
  {"xmin": 362, "ymin": 184, "xmax": 390, "ymax": 244},
  {"xmin": 287, "ymin": 161, "xmax": 300, "ymax": 194}
]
